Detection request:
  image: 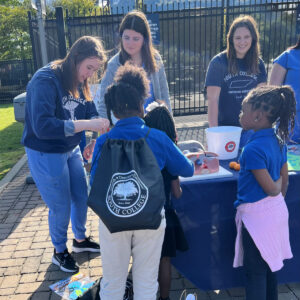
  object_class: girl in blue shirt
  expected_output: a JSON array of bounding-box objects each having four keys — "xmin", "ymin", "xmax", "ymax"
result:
[
  {"xmin": 235, "ymin": 85, "xmax": 296, "ymax": 300},
  {"xmin": 90, "ymin": 63, "xmax": 193, "ymax": 300}
]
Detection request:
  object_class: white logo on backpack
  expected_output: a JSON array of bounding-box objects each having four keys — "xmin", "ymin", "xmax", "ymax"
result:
[{"xmin": 106, "ymin": 170, "xmax": 149, "ymax": 218}]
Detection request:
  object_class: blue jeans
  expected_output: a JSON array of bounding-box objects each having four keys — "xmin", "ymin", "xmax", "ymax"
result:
[
  {"xmin": 26, "ymin": 146, "xmax": 87, "ymax": 252},
  {"xmin": 242, "ymin": 226, "xmax": 278, "ymax": 300},
  {"xmin": 79, "ymin": 131, "xmax": 88, "ymax": 163}
]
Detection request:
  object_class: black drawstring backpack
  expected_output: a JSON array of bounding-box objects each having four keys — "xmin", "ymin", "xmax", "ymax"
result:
[{"xmin": 87, "ymin": 129, "xmax": 166, "ymax": 233}]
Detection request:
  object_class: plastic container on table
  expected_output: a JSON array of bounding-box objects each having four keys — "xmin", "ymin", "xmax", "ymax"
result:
[{"xmin": 205, "ymin": 126, "xmax": 242, "ymax": 160}]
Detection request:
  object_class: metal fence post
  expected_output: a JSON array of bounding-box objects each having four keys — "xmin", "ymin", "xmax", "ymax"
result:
[
  {"xmin": 28, "ymin": 11, "xmax": 38, "ymax": 71},
  {"xmin": 220, "ymin": 0, "xmax": 225, "ymax": 50},
  {"xmin": 36, "ymin": 0, "xmax": 48, "ymax": 65},
  {"xmin": 56, "ymin": 7, "xmax": 67, "ymax": 59},
  {"xmin": 66, "ymin": 9, "xmax": 72, "ymax": 50},
  {"xmin": 22, "ymin": 59, "xmax": 28, "ymax": 85},
  {"xmin": 225, "ymin": 0, "xmax": 230, "ymax": 38}
]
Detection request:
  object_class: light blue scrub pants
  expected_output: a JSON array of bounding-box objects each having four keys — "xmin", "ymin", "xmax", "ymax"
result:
[{"xmin": 25, "ymin": 146, "xmax": 87, "ymax": 252}]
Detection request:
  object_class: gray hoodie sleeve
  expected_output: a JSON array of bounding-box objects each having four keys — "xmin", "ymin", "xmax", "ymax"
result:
[
  {"xmin": 158, "ymin": 58, "xmax": 171, "ymax": 112},
  {"xmin": 95, "ymin": 56, "xmax": 119, "ymax": 119},
  {"xmin": 151, "ymin": 54, "xmax": 172, "ymax": 113}
]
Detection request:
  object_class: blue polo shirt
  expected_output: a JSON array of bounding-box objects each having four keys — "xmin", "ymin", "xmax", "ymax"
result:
[
  {"xmin": 273, "ymin": 49, "xmax": 300, "ymax": 143},
  {"xmin": 235, "ymin": 128, "xmax": 287, "ymax": 207},
  {"xmin": 90, "ymin": 117, "xmax": 194, "ymax": 186}
]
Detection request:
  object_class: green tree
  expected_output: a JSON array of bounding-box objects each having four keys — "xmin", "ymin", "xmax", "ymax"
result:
[
  {"xmin": 51, "ymin": 0, "xmax": 97, "ymax": 15},
  {"xmin": 0, "ymin": 0, "xmax": 33, "ymax": 60}
]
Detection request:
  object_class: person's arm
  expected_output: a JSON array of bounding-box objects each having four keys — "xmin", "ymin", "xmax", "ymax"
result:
[
  {"xmin": 164, "ymin": 136, "xmax": 194, "ymax": 177},
  {"xmin": 269, "ymin": 63, "xmax": 287, "ymax": 86},
  {"xmin": 256, "ymin": 58, "xmax": 267, "ymax": 87},
  {"xmin": 171, "ymin": 178, "xmax": 182, "ymax": 199},
  {"xmin": 207, "ymin": 86, "xmax": 221, "ymax": 127},
  {"xmin": 156, "ymin": 56, "xmax": 172, "ymax": 113},
  {"xmin": 67, "ymin": 118, "xmax": 108, "ymax": 161},
  {"xmin": 78, "ymin": 100, "xmax": 106, "ymax": 160},
  {"xmin": 73, "ymin": 118, "xmax": 109, "ymax": 134},
  {"xmin": 251, "ymin": 169, "xmax": 282, "ymax": 196},
  {"xmin": 205, "ymin": 55, "xmax": 223, "ymax": 127},
  {"xmin": 89, "ymin": 135, "xmax": 106, "ymax": 186},
  {"xmin": 83, "ymin": 139, "xmax": 96, "ymax": 161},
  {"xmin": 280, "ymin": 162, "xmax": 289, "ymax": 197},
  {"xmin": 257, "ymin": 82, "xmax": 267, "ymax": 87},
  {"xmin": 28, "ymin": 79, "xmax": 68, "ymax": 140}
]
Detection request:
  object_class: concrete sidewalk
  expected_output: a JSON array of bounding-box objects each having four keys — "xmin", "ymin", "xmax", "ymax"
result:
[{"xmin": 0, "ymin": 115, "xmax": 300, "ymax": 299}]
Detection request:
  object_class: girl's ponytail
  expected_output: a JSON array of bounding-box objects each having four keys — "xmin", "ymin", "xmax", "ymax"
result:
[
  {"xmin": 276, "ymin": 86, "xmax": 296, "ymax": 142},
  {"xmin": 104, "ymin": 62, "xmax": 150, "ymax": 121},
  {"xmin": 104, "ymin": 85, "xmax": 117, "ymax": 126}
]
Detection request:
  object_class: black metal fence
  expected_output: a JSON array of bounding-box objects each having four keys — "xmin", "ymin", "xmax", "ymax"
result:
[
  {"xmin": 28, "ymin": 1, "xmax": 300, "ymax": 116},
  {"xmin": 0, "ymin": 59, "xmax": 34, "ymax": 103}
]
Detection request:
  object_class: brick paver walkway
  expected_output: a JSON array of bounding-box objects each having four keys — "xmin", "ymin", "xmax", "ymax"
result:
[{"xmin": 0, "ymin": 115, "xmax": 300, "ymax": 299}]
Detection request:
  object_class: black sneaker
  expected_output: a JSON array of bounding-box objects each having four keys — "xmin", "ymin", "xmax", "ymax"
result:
[
  {"xmin": 52, "ymin": 249, "xmax": 79, "ymax": 273},
  {"xmin": 72, "ymin": 236, "xmax": 100, "ymax": 253}
]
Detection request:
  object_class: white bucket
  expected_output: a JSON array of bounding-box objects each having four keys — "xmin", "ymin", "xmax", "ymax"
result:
[{"xmin": 205, "ymin": 126, "xmax": 242, "ymax": 160}]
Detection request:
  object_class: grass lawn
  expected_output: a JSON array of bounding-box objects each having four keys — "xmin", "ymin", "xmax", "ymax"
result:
[{"xmin": 0, "ymin": 103, "xmax": 25, "ymax": 180}]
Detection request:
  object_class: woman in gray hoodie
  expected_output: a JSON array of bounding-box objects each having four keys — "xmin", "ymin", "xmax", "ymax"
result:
[{"xmin": 94, "ymin": 10, "xmax": 171, "ymax": 125}]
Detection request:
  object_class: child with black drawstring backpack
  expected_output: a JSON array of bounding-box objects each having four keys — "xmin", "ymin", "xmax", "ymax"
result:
[{"xmin": 88, "ymin": 63, "xmax": 194, "ymax": 300}]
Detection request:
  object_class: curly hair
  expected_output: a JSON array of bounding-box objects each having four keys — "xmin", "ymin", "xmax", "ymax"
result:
[
  {"xmin": 104, "ymin": 62, "xmax": 150, "ymax": 124},
  {"xmin": 144, "ymin": 105, "xmax": 177, "ymax": 143}
]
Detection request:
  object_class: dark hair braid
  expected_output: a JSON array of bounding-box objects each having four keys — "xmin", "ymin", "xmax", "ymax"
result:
[
  {"xmin": 276, "ymin": 87, "xmax": 296, "ymax": 141},
  {"xmin": 104, "ymin": 85, "xmax": 116, "ymax": 125},
  {"xmin": 246, "ymin": 85, "xmax": 296, "ymax": 143},
  {"xmin": 104, "ymin": 63, "xmax": 150, "ymax": 124},
  {"xmin": 144, "ymin": 106, "xmax": 177, "ymax": 143}
]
